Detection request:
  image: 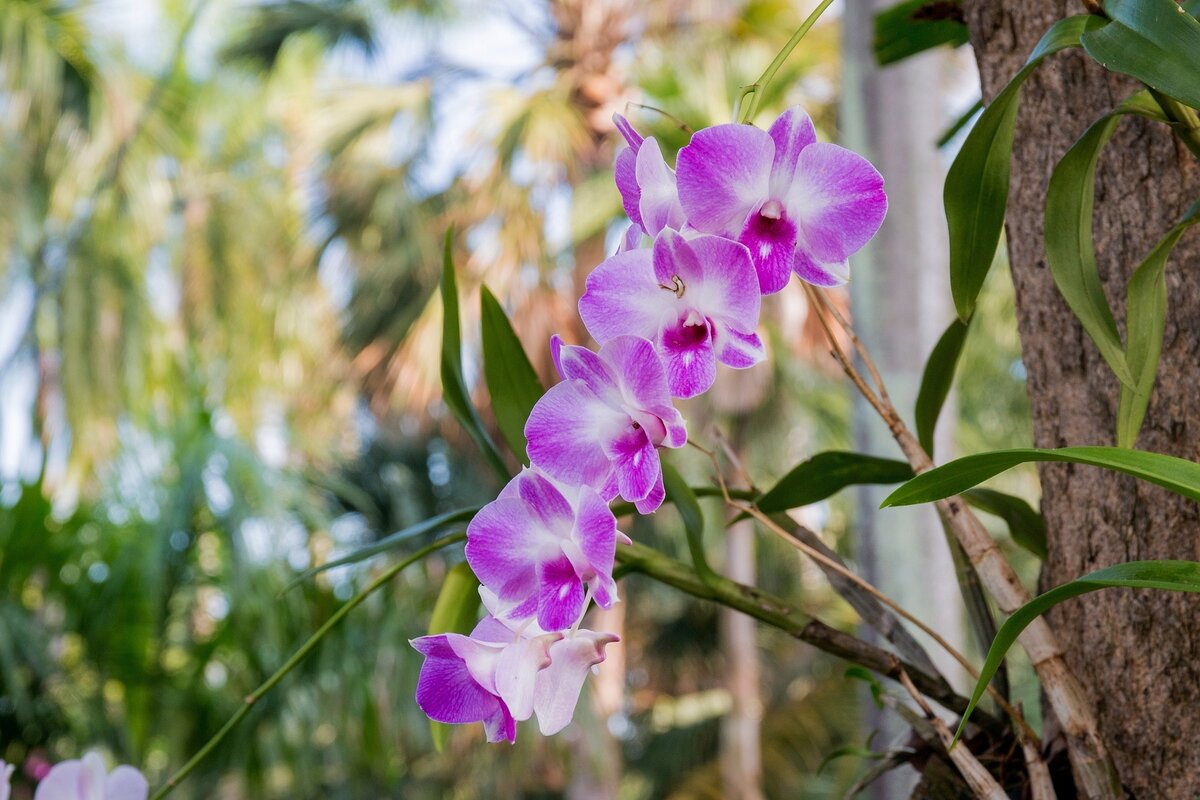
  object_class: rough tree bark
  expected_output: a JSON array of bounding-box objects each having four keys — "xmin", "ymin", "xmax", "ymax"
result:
[{"xmin": 964, "ymin": 4, "xmax": 1200, "ymax": 797}]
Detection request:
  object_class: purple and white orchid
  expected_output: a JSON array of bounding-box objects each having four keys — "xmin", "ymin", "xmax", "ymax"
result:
[
  {"xmin": 525, "ymin": 335, "xmax": 686, "ymax": 514},
  {"xmin": 675, "ymin": 106, "xmax": 886, "ymax": 293},
  {"xmin": 466, "ymin": 467, "xmax": 628, "ymax": 632},
  {"xmin": 579, "ymin": 228, "xmax": 765, "ymax": 398},
  {"xmin": 32, "ymin": 753, "xmax": 147, "ymax": 800},
  {"xmin": 411, "ymin": 590, "xmax": 618, "ymax": 742},
  {"xmin": 613, "ymin": 114, "xmax": 686, "ymax": 237}
]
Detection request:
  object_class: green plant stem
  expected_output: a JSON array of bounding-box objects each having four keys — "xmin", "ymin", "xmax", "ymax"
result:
[
  {"xmin": 1149, "ymin": 90, "xmax": 1200, "ymax": 161},
  {"xmin": 149, "ymin": 533, "xmax": 466, "ymax": 800},
  {"xmin": 733, "ymin": 0, "xmax": 836, "ymax": 124},
  {"xmin": 615, "ymin": 540, "xmax": 1001, "ymax": 733}
]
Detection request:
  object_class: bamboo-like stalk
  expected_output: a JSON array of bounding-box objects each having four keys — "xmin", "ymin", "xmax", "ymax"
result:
[{"xmin": 803, "ymin": 284, "xmax": 1120, "ymax": 799}]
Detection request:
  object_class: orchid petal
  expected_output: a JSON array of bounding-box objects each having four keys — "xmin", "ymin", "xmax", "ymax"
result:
[
  {"xmin": 662, "ymin": 232, "xmax": 761, "ymax": 332},
  {"xmin": 534, "ymin": 631, "xmax": 619, "ymax": 735},
  {"xmin": 526, "ymin": 381, "xmax": 626, "ymax": 489},
  {"xmin": 578, "ymin": 249, "xmax": 666, "ymax": 346},
  {"xmin": 595, "ymin": 336, "xmax": 679, "ymax": 431},
  {"xmin": 618, "ymin": 223, "xmax": 644, "ymax": 253},
  {"xmin": 659, "ymin": 319, "xmax": 717, "ymax": 398},
  {"xmin": 103, "ymin": 768, "xmax": 147, "ymax": 800},
  {"xmin": 34, "ymin": 761, "xmax": 83, "ymax": 800},
  {"xmin": 713, "ymin": 325, "xmax": 766, "ymax": 369},
  {"xmin": 789, "ymin": 142, "xmax": 887, "ymax": 263},
  {"xmin": 614, "ymin": 146, "xmax": 643, "ymax": 228},
  {"xmin": 493, "ymin": 633, "xmax": 555, "ymax": 720},
  {"xmin": 537, "ymin": 556, "xmax": 587, "ymax": 631},
  {"xmin": 613, "ymin": 112, "xmax": 643, "ymax": 150},
  {"xmin": 410, "ymin": 635, "xmax": 504, "ymax": 726},
  {"xmin": 604, "ymin": 427, "xmax": 660, "ymax": 505},
  {"xmin": 572, "ymin": 486, "xmax": 620, "ymax": 607},
  {"xmin": 483, "ymin": 704, "xmax": 517, "ymax": 744},
  {"xmin": 738, "ymin": 205, "xmax": 799, "ymax": 295},
  {"xmin": 792, "ymin": 247, "xmax": 850, "ymax": 287},
  {"xmin": 465, "ymin": 497, "xmax": 545, "ymax": 603},
  {"xmin": 768, "ymin": 106, "xmax": 818, "ymax": 199},
  {"xmin": 515, "ymin": 468, "xmax": 575, "ymax": 529},
  {"xmin": 676, "ymin": 123, "xmax": 772, "ymax": 236},
  {"xmin": 635, "ymin": 469, "xmax": 666, "ymax": 514},
  {"xmin": 635, "ymin": 138, "xmax": 685, "ymax": 235}
]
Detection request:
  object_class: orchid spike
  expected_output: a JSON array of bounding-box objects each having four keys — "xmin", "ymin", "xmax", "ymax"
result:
[
  {"xmin": 675, "ymin": 106, "xmax": 886, "ymax": 292},
  {"xmin": 33, "ymin": 753, "xmax": 147, "ymax": 800},
  {"xmin": 411, "ymin": 616, "xmax": 559, "ymax": 744},
  {"xmin": 613, "ymin": 113, "xmax": 686, "ymax": 237},
  {"xmin": 525, "ymin": 335, "xmax": 686, "ymax": 513},
  {"xmin": 466, "ymin": 467, "xmax": 628, "ymax": 632},
  {"xmin": 580, "ymin": 228, "xmax": 765, "ymax": 398}
]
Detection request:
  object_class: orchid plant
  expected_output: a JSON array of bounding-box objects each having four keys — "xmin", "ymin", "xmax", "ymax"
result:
[{"xmin": 409, "ymin": 103, "xmax": 887, "ymax": 744}]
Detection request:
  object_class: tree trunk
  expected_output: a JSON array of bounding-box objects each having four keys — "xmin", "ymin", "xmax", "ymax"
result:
[{"xmin": 964, "ymin": 4, "xmax": 1200, "ymax": 797}]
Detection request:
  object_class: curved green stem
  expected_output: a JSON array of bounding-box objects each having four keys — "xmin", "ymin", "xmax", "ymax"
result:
[
  {"xmin": 148, "ymin": 533, "xmax": 466, "ymax": 799},
  {"xmin": 734, "ymin": 0, "xmax": 837, "ymax": 124}
]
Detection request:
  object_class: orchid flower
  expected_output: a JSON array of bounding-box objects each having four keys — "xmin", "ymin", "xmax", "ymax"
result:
[
  {"xmin": 33, "ymin": 753, "xmax": 147, "ymax": 800},
  {"xmin": 480, "ymin": 588, "xmax": 619, "ymax": 735},
  {"xmin": 1, "ymin": 760, "xmax": 11, "ymax": 800},
  {"xmin": 525, "ymin": 335, "xmax": 686, "ymax": 514},
  {"xmin": 675, "ymin": 106, "xmax": 886, "ymax": 293},
  {"xmin": 411, "ymin": 592, "xmax": 619, "ymax": 741},
  {"xmin": 466, "ymin": 467, "xmax": 629, "ymax": 632},
  {"xmin": 411, "ymin": 616, "xmax": 558, "ymax": 744},
  {"xmin": 613, "ymin": 114, "xmax": 686, "ymax": 237},
  {"xmin": 579, "ymin": 228, "xmax": 765, "ymax": 398}
]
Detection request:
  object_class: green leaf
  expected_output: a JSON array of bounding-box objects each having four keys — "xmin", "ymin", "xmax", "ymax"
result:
[
  {"xmin": 480, "ymin": 285, "xmax": 545, "ymax": 462},
  {"xmin": 1082, "ymin": 0, "xmax": 1200, "ymax": 110},
  {"xmin": 427, "ymin": 562, "xmax": 482, "ymax": 750},
  {"xmin": 1118, "ymin": 202, "xmax": 1200, "ymax": 447},
  {"xmin": 844, "ymin": 666, "xmax": 886, "ymax": 709},
  {"xmin": 755, "ymin": 452, "xmax": 915, "ymax": 513},
  {"xmin": 439, "ymin": 232, "xmax": 510, "ymax": 482},
  {"xmin": 937, "ymin": 98, "xmax": 983, "ymax": 149},
  {"xmin": 915, "ymin": 317, "xmax": 971, "ymax": 456},
  {"xmin": 1042, "ymin": 91, "xmax": 1166, "ymax": 390},
  {"xmin": 873, "ymin": 0, "xmax": 968, "ymax": 66},
  {"xmin": 818, "ymin": 744, "xmax": 890, "ymax": 774},
  {"xmin": 882, "ymin": 445, "xmax": 1200, "ymax": 507},
  {"xmin": 662, "ymin": 460, "xmax": 718, "ymax": 586},
  {"xmin": 282, "ymin": 511, "xmax": 475, "ymax": 591},
  {"xmin": 945, "ymin": 15, "xmax": 1105, "ymax": 321},
  {"xmin": 961, "ymin": 488, "xmax": 1047, "ymax": 559},
  {"xmin": 953, "ymin": 560, "xmax": 1200, "ymax": 743}
]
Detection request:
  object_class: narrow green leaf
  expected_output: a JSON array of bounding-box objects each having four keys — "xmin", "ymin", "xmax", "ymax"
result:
[
  {"xmin": 662, "ymin": 460, "xmax": 717, "ymax": 586},
  {"xmin": 1082, "ymin": 0, "xmax": 1200, "ymax": 111},
  {"xmin": 844, "ymin": 666, "xmax": 885, "ymax": 709},
  {"xmin": 882, "ymin": 446, "xmax": 1200, "ymax": 507},
  {"xmin": 1118, "ymin": 203, "xmax": 1200, "ymax": 447},
  {"xmin": 1042, "ymin": 91, "xmax": 1165, "ymax": 389},
  {"xmin": 873, "ymin": 0, "xmax": 968, "ymax": 66},
  {"xmin": 480, "ymin": 285, "xmax": 544, "ymax": 462},
  {"xmin": 937, "ymin": 97, "xmax": 982, "ymax": 149},
  {"xmin": 953, "ymin": 560, "xmax": 1200, "ymax": 743},
  {"xmin": 755, "ymin": 452, "xmax": 915, "ymax": 513},
  {"xmin": 915, "ymin": 317, "xmax": 970, "ymax": 456},
  {"xmin": 818, "ymin": 744, "xmax": 890, "ymax": 774},
  {"xmin": 945, "ymin": 15, "xmax": 1105, "ymax": 321},
  {"xmin": 428, "ymin": 562, "xmax": 482, "ymax": 750},
  {"xmin": 439, "ymin": 232, "xmax": 510, "ymax": 481},
  {"xmin": 961, "ymin": 488, "xmax": 1047, "ymax": 559},
  {"xmin": 282, "ymin": 511, "xmax": 475, "ymax": 591}
]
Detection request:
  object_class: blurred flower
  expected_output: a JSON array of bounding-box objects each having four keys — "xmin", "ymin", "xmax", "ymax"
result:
[
  {"xmin": 33, "ymin": 753, "xmax": 147, "ymax": 800},
  {"xmin": 526, "ymin": 336, "xmax": 687, "ymax": 513},
  {"xmin": 676, "ymin": 106, "xmax": 887, "ymax": 292},
  {"xmin": 1, "ymin": 759, "xmax": 12, "ymax": 800},
  {"xmin": 580, "ymin": 228, "xmax": 765, "ymax": 398}
]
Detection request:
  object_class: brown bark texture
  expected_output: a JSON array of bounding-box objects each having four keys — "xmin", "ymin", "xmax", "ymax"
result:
[{"xmin": 963, "ymin": 3, "xmax": 1200, "ymax": 798}]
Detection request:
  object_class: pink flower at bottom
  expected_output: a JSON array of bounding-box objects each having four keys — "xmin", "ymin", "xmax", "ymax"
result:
[{"xmin": 33, "ymin": 753, "xmax": 147, "ymax": 800}]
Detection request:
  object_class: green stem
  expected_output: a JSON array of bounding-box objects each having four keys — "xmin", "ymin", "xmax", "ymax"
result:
[
  {"xmin": 734, "ymin": 0, "xmax": 837, "ymax": 124},
  {"xmin": 148, "ymin": 533, "xmax": 466, "ymax": 799},
  {"xmin": 1150, "ymin": 90, "xmax": 1200, "ymax": 162}
]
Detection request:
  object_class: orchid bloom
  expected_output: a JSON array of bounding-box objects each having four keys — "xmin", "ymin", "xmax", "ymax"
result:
[
  {"xmin": 613, "ymin": 114, "xmax": 686, "ymax": 237},
  {"xmin": 675, "ymin": 106, "xmax": 886, "ymax": 293},
  {"xmin": 525, "ymin": 335, "xmax": 686, "ymax": 514},
  {"xmin": 1, "ymin": 760, "xmax": 12, "ymax": 800},
  {"xmin": 579, "ymin": 228, "xmax": 765, "ymax": 398},
  {"xmin": 480, "ymin": 588, "xmax": 619, "ymax": 735},
  {"xmin": 466, "ymin": 467, "xmax": 628, "ymax": 632},
  {"xmin": 33, "ymin": 753, "xmax": 147, "ymax": 800},
  {"xmin": 411, "ymin": 592, "xmax": 619, "ymax": 741}
]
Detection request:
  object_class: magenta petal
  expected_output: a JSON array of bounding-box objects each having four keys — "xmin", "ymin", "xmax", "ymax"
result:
[
  {"xmin": 768, "ymin": 106, "xmax": 817, "ymax": 199},
  {"xmin": 106, "ymin": 766, "xmax": 149, "ymax": 800},
  {"xmin": 792, "ymin": 247, "xmax": 850, "ymax": 287},
  {"xmin": 738, "ymin": 205, "xmax": 799, "ymax": 295},
  {"xmin": 578, "ymin": 249, "xmax": 664, "ymax": 346},
  {"xmin": 789, "ymin": 142, "xmax": 886, "ymax": 262},
  {"xmin": 676, "ymin": 123, "xmax": 773, "ymax": 236},
  {"xmin": 604, "ymin": 426, "xmax": 659, "ymax": 504},
  {"xmin": 533, "ymin": 631, "xmax": 619, "ymax": 735},
  {"xmin": 669, "ymin": 233, "xmax": 761, "ymax": 332},
  {"xmin": 635, "ymin": 472, "xmax": 666, "ymax": 514},
  {"xmin": 660, "ymin": 319, "xmax": 717, "ymax": 398},
  {"xmin": 714, "ymin": 325, "xmax": 766, "ymax": 369},
  {"xmin": 516, "ymin": 468, "xmax": 575, "ymax": 529},
  {"xmin": 618, "ymin": 223, "xmax": 644, "ymax": 253},
  {"xmin": 412, "ymin": 635, "xmax": 505, "ymax": 725},
  {"xmin": 537, "ymin": 556, "xmax": 586, "ymax": 631},
  {"xmin": 572, "ymin": 487, "xmax": 620, "ymax": 605},
  {"xmin": 635, "ymin": 138, "xmax": 685, "ymax": 235},
  {"xmin": 614, "ymin": 146, "xmax": 643, "ymax": 228},
  {"xmin": 465, "ymin": 497, "xmax": 543, "ymax": 603},
  {"xmin": 613, "ymin": 112, "xmax": 644, "ymax": 150},
  {"xmin": 483, "ymin": 704, "xmax": 517, "ymax": 744},
  {"xmin": 595, "ymin": 336, "xmax": 677, "ymax": 427},
  {"xmin": 526, "ymin": 381, "xmax": 626, "ymax": 488}
]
